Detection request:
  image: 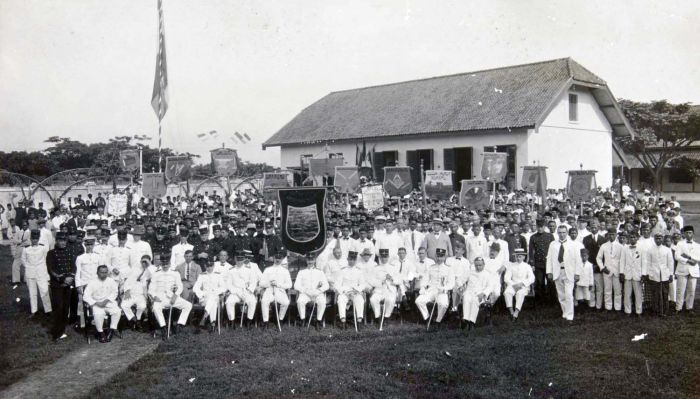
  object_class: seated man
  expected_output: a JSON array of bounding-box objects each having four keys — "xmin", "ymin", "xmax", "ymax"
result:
[
  {"xmin": 224, "ymin": 251, "xmax": 259, "ymax": 326},
  {"xmin": 193, "ymin": 258, "xmax": 226, "ymax": 332},
  {"xmin": 447, "ymin": 244, "xmax": 471, "ymax": 311},
  {"xmin": 415, "ymin": 248, "xmax": 455, "ymax": 329},
  {"xmin": 336, "ymin": 251, "xmax": 366, "ymax": 328},
  {"xmin": 175, "ymin": 250, "xmax": 200, "ymax": 302},
  {"xmin": 83, "ymin": 265, "xmax": 121, "ymax": 343},
  {"xmin": 149, "ymin": 260, "xmax": 192, "ymax": 339},
  {"xmin": 294, "ymin": 253, "xmax": 330, "ymax": 329},
  {"xmin": 503, "ymin": 249, "xmax": 535, "ymax": 320},
  {"xmin": 259, "ymin": 252, "xmax": 293, "ymax": 328},
  {"xmin": 461, "ymin": 257, "xmax": 492, "ymax": 330},
  {"xmin": 121, "ymin": 255, "xmax": 151, "ymax": 330},
  {"xmin": 368, "ymin": 249, "xmax": 401, "ymax": 325}
]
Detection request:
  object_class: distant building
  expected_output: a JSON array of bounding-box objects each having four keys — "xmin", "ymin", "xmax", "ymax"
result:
[{"xmin": 263, "ymin": 58, "xmax": 634, "ymax": 191}]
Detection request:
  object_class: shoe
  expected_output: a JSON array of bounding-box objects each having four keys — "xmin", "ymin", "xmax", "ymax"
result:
[
  {"xmin": 98, "ymin": 332, "xmax": 107, "ymax": 343},
  {"xmin": 262, "ymin": 322, "xmax": 269, "ymax": 330},
  {"xmin": 315, "ymin": 320, "xmax": 322, "ymax": 331},
  {"xmin": 340, "ymin": 319, "xmax": 346, "ymax": 330},
  {"xmin": 161, "ymin": 327, "xmax": 167, "ymax": 340},
  {"xmin": 199, "ymin": 317, "xmax": 208, "ymax": 327},
  {"xmin": 28, "ymin": 313, "xmax": 37, "ymax": 319},
  {"xmin": 106, "ymin": 329, "xmax": 114, "ymax": 342},
  {"xmin": 194, "ymin": 326, "xmax": 202, "ymax": 335},
  {"xmin": 208, "ymin": 323, "xmax": 215, "ymax": 333}
]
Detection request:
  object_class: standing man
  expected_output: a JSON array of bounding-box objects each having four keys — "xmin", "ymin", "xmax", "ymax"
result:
[
  {"xmin": 8, "ymin": 218, "xmax": 28, "ymax": 285},
  {"xmin": 546, "ymin": 226, "xmax": 583, "ymax": 321},
  {"xmin": 674, "ymin": 225, "xmax": 699, "ymax": 312},
  {"xmin": 620, "ymin": 232, "xmax": 644, "ymax": 316},
  {"xmin": 529, "ymin": 220, "xmax": 554, "ymax": 303},
  {"xmin": 21, "ymin": 230, "xmax": 52, "ymax": 317},
  {"xmin": 643, "ymin": 233, "xmax": 674, "ymax": 316},
  {"xmin": 421, "ymin": 218, "xmax": 453, "ymax": 261},
  {"xmin": 597, "ymin": 228, "xmax": 624, "ymax": 311},
  {"xmin": 582, "ymin": 220, "xmax": 607, "ymax": 309},
  {"xmin": 47, "ymin": 232, "xmax": 75, "ymax": 340}
]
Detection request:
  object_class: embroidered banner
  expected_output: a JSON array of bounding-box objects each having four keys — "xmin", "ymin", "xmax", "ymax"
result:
[{"xmin": 278, "ymin": 188, "xmax": 327, "ymax": 254}]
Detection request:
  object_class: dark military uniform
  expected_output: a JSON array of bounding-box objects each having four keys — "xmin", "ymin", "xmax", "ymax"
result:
[
  {"xmin": 47, "ymin": 243, "xmax": 77, "ymax": 339},
  {"xmin": 528, "ymin": 230, "xmax": 554, "ymax": 302}
]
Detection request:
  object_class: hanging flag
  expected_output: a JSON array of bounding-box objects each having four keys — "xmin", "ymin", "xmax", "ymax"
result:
[
  {"xmin": 567, "ymin": 170, "xmax": 597, "ymax": 202},
  {"xmin": 243, "ymin": 133, "xmax": 251, "ymax": 141},
  {"xmin": 263, "ymin": 172, "xmax": 292, "ymax": 201},
  {"xmin": 383, "ymin": 166, "xmax": 412, "ymax": 197},
  {"xmin": 235, "ymin": 131, "xmax": 245, "ymax": 142},
  {"xmin": 209, "ymin": 130, "xmax": 218, "ymax": 137},
  {"xmin": 278, "ymin": 187, "xmax": 327, "ymax": 254},
  {"xmin": 309, "ymin": 158, "xmax": 344, "ymax": 186},
  {"xmin": 481, "ymin": 152, "xmax": 508, "ymax": 182},
  {"xmin": 165, "ymin": 156, "xmax": 192, "ymax": 182},
  {"xmin": 460, "ymin": 180, "xmax": 490, "ymax": 209},
  {"xmin": 142, "ymin": 173, "xmax": 167, "ymax": 199},
  {"xmin": 119, "ymin": 150, "xmax": 140, "ymax": 172},
  {"xmin": 151, "ymin": 0, "xmax": 168, "ymax": 121},
  {"xmin": 521, "ymin": 166, "xmax": 548, "ymax": 198},
  {"xmin": 424, "ymin": 170, "xmax": 453, "ymax": 200},
  {"xmin": 334, "ymin": 166, "xmax": 360, "ymax": 194},
  {"xmin": 197, "ymin": 133, "xmax": 207, "ymax": 138},
  {"xmin": 210, "ymin": 148, "xmax": 239, "ymax": 176},
  {"xmin": 361, "ymin": 185, "xmax": 384, "ymax": 211}
]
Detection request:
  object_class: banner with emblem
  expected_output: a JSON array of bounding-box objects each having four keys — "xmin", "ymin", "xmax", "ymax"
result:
[
  {"xmin": 142, "ymin": 173, "xmax": 167, "ymax": 199},
  {"xmin": 567, "ymin": 170, "xmax": 597, "ymax": 202},
  {"xmin": 424, "ymin": 170, "xmax": 453, "ymax": 200},
  {"xmin": 309, "ymin": 158, "xmax": 344, "ymax": 186},
  {"xmin": 278, "ymin": 187, "xmax": 326, "ymax": 254},
  {"xmin": 481, "ymin": 152, "xmax": 508, "ymax": 182},
  {"xmin": 107, "ymin": 193, "xmax": 128, "ymax": 216},
  {"xmin": 459, "ymin": 180, "xmax": 490, "ymax": 209},
  {"xmin": 165, "ymin": 156, "xmax": 192, "ymax": 182},
  {"xmin": 521, "ymin": 166, "xmax": 548, "ymax": 198},
  {"xmin": 119, "ymin": 149, "xmax": 140, "ymax": 172},
  {"xmin": 383, "ymin": 166, "xmax": 412, "ymax": 197},
  {"xmin": 334, "ymin": 166, "xmax": 360, "ymax": 194},
  {"xmin": 210, "ymin": 148, "xmax": 239, "ymax": 176},
  {"xmin": 361, "ymin": 184, "xmax": 384, "ymax": 211},
  {"xmin": 263, "ymin": 172, "xmax": 292, "ymax": 201}
]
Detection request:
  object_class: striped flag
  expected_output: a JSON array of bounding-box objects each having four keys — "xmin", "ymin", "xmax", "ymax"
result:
[
  {"xmin": 151, "ymin": 0, "xmax": 168, "ymax": 121},
  {"xmin": 197, "ymin": 133, "xmax": 207, "ymax": 138},
  {"xmin": 209, "ymin": 130, "xmax": 218, "ymax": 137},
  {"xmin": 243, "ymin": 133, "xmax": 251, "ymax": 141},
  {"xmin": 235, "ymin": 131, "xmax": 245, "ymax": 142}
]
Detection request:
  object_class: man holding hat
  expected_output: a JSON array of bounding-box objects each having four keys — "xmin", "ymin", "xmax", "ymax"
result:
[
  {"xmin": 21, "ymin": 229, "xmax": 52, "ymax": 317},
  {"xmin": 294, "ymin": 253, "xmax": 330, "ymax": 329},
  {"xmin": 259, "ymin": 251, "xmax": 293, "ymax": 327},
  {"xmin": 674, "ymin": 225, "xmax": 699, "ymax": 312},
  {"xmin": 503, "ymin": 248, "xmax": 535, "ymax": 320},
  {"xmin": 415, "ymin": 248, "xmax": 454, "ymax": 328}
]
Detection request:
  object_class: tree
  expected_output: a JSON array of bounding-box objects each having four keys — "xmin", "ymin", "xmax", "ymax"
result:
[{"xmin": 617, "ymin": 99, "xmax": 700, "ymax": 190}]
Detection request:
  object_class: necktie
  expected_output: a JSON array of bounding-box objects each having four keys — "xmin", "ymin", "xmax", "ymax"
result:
[
  {"xmin": 558, "ymin": 243, "xmax": 565, "ymax": 263},
  {"xmin": 412, "ymin": 232, "xmax": 415, "ymax": 249},
  {"xmin": 186, "ymin": 263, "xmax": 190, "ymax": 280},
  {"xmin": 400, "ymin": 261, "xmax": 403, "ymax": 273}
]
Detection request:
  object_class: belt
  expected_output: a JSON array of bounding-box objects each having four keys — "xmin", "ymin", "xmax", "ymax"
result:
[{"xmin": 560, "ymin": 266, "xmax": 566, "ymax": 269}]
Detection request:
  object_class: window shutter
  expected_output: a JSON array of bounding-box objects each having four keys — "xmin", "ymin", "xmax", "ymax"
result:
[
  {"xmin": 406, "ymin": 150, "xmax": 418, "ymax": 188},
  {"xmin": 444, "ymin": 148, "xmax": 455, "ymax": 186}
]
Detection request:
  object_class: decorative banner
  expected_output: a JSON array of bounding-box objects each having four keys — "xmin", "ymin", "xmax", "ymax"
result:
[
  {"xmin": 383, "ymin": 166, "xmax": 413, "ymax": 197},
  {"xmin": 521, "ymin": 166, "xmax": 548, "ymax": 198},
  {"xmin": 309, "ymin": 158, "xmax": 344, "ymax": 186},
  {"xmin": 165, "ymin": 156, "xmax": 192, "ymax": 182},
  {"xmin": 481, "ymin": 152, "xmax": 508, "ymax": 182},
  {"xmin": 459, "ymin": 180, "xmax": 490, "ymax": 209},
  {"xmin": 567, "ymin": 170, "xmax": 597, "ymax": 202},
  {"xmin": 210, "ymin": 148, "xmax": 239, "ymax": 176},
  {"xmin": 142, "ymin": 173, "xmax": 167, "ymax": 199},
  {"xmin": 119, "ymin": 149, "xmax": 140, "ymax": 172},
  {"xmin": 107, "ymin": 193, "xmax": 128, "ymax": 216},
  {"xmin": 361, "ymin": 185, "xmax": 384, "ymax": 211},
  {"xmin": 334, "ymin": 166, "xmax": 360, "ymax": 194},
  {"xmin": 278, "ymin": 188, "xmax": 327, "ymax": 254},
  {"xmin": 263, "ymin": 172, "xmax": 292, "ymax": 201},
  {"xmin": 424, "ymin": 170, "xmax": 453, "ymax": 200}
]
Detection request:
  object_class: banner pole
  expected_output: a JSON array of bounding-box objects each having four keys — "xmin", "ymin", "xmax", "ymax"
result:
[
  {"xmin": 420, "ymin": 159, "xmax": 427, "ymax": 209},
  {"xmin": 491, "ymin": 146, "xmax": 497, "ymax": 211}
]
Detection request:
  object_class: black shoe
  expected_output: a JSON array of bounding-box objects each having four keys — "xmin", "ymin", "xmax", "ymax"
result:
[
  {"xmin": 194, "ymin": 326, "xmax": 202, "ymax": 334},
  {"xmin": 28, "ymin": 313, "xmax": 37, "ymax": 319},
  {"xmin": 107, "ymin": 329, "xmax": 115, "ymax": 342},
  {"xmin": 314, "ymin": 320, "xmax": 321, "ymax": 331},
  {"xmin": 262, "ymin": 322, "xmax": 269, "ymax": 330},
  {"xmin": 340, "ymin": 320, "xmax": 346, "ymax": 330},
  {"xmin": 161, "ymin": 327, "xmax": 167, "ymax": 340},
  {"xmin": 208, "ymin": 322, "xmax": 215, "ymax": 333},
  {"xmin": 98, "ymin": 332, "xmax": 107, "ymax": 343}
]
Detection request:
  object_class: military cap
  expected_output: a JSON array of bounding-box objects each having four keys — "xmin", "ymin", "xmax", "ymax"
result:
[
  {"xmin": 347, "ymin": 251, "xmax": 358, "ymax": 260},
  {"xmin": 435, "ymin": 248, "xmax": 447, "ymax": 257},
  {"xmin": 55, "ymin": 232, "xmax": 67, "ymax": 240},
  {"xmin": 117, "ymin": 230, "xmax": 127, "ymax": 239},
  {"xmin": 30, "ymin": 230, "xmax": 40, "ymax": 239},
  {"xmin": 379, "ymin": 248, "xmax": 390, "ymax": 257}
]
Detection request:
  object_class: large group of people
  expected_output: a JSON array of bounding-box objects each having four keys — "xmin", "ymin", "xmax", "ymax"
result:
[{"xmin": 3, "ymin": 184, "xmax": 698, "ymax": 343}]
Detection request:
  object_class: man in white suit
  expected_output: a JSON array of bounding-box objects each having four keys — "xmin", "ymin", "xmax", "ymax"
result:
[{"xmin": 546, "ymin": 225, "xmax": 583, "ymax": 321}]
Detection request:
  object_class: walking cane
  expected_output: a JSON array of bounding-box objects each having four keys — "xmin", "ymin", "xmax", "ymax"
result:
[
  {"xmin": 217, "ymin": 296, "xmax": 222, "ymax": 335},
  {"xmin": 307, "ymin": 301, "xmax": 316, "ymax": 330},
  {"xmin": 379, "ymin": 300, "xmax": 385, "ymax": 331},
  {"xmin": 426, "ymin": 301, "xmax": 437, "ymax": 331},
  {"xmin": 240, "ymin": 303, "xmax": 247, "ymax": 328},
  {"xmin": 273, "ymin": 287, "xmax": 282, "ymax": 332},
  {"xmin": 167, "ymin": 285, "xmax": 176, "ymax": 339},
  {"xmin": 352, "ymin": 292, "xmax": 358, "ymax": 333}
]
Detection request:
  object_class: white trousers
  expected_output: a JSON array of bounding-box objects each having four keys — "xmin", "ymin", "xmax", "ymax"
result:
[
  {"xmin": 198, "ymin": 294, "xmax": 221, "ymax": 322},
  {"xmin": 415, "ymin": 291, "xmax": 449, "ymax": 322},
  {"xmin": 297, "ymin": 293, "xmax": 326, "ymax": 320},
  {"xmin": 152, "ymin": 297, "xmax": 192, "ymax": 327},
  {"xmin": 370, "ymin": 291, "xmax": 396, "ymax": 318},
  {"xmin": 225, "ymin": 291, "xmax": 257, "ymax": 321},
  {"xmin": 92, "ymin": 302, "xmax": 121, "ymax": 332},
  {"xmin": 503, "ymin": 286, "xmax": 529, "ymax": 311},
  {"xmin": 121, "ymin": 295, "xmax": 147, "ymax": 321},
  {"xmin": 588, "ymin": 273, "xmax": 604, "ymax": 309},
  {"xmin": 12, "ymin": 248, "xmax": 23, "ymax": 283},
  {"xmin": 261, "ymin": 288, "xmax": 289, "ymax": 322},
  {"xmin": 461, "ymin": 292, "xmax": 486, "ymax": 323},
  {"xmin": 675, "ymin": 275, "xmax": 697, "ymax": 311},
  {"xmin": 555, "ymin": 274, "xmax": 575, "ymax": 321},
  {"xmin": 624, "ymin": 280, "xmax": 643, "ymax": 315},
  {"xmin": 337, "ymin": 292, "xmax": 364, "ymax": 321},
  {"xmin": 603, "ymin": 274, "xmax": 622, "ymax": 311},
  {"xmin": 27, "ymin": 278, "xmax": 52, "ymax": 314}
]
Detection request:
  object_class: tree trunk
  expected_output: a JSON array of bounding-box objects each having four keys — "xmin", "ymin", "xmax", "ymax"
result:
[{"xmin": 653, "ymin": 168, "xmax": 663, "ymax": 192}]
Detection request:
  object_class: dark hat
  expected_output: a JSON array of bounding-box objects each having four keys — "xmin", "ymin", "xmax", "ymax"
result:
[
  {"xmin": 55, "ymin": 232, "xmax": 67, "ymax": 240},
  {"xmin": 132, "ymin": 225, "xmax": 145, "ymax": 235},
  {"xmin": 116, "ymin": 219, "xmax": 125, "ymax": 226},
  {"xmin": 513, "ymin": 248, "xmax": 527, "ymax": 259},
  {"xmin": 682, "ymin": 226, "xmax": 694, "ymax": 233},
  {"xmin": 30, "ymin": 230, "xmax": 40, "ymax": 239},
  {"xmin": 347, "ymin": 251, "xmax": 358, "ymax": 260},
  {"xmin": 101, "ymin": 228, "xmax": 111, "ymax": 236},
  {"xmin": 84, "ymin": 236, "xmax": 96, "ymax": 245},
  {"xmin": 157, "ymin": 227, "xmax": 167, "ymax": 235},
  {"xmin": 212, "ymin": 225, "xmax": 221, "ymax": 231},
  {"xmin": 435, "ymin": 248, "xmax": 447, "ymax": 257},
  {"xmin": 235, "ymin": 250, "xmax": 246, "ymax": 259},
  {"xmin": 274, "ymin": 251, "xmax": 285, "ymax": 259},
  {"xmin": 159, "ymin": 253, "xmax": 170, "ymax": 262},
  {"xmin": 117, "ymin": 231, "xmax": 128, "ymax": 239},
  {"xmin": 379, "ymin": 248, "xmax": 390, "ymax": 257}
]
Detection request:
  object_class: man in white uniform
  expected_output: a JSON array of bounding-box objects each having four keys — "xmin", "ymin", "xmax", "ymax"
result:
[
  {"xmin": 149, "ymin": 261, "xmax": 193, "ymax": 339},
  {"xmin": 546, "ymin": 225, "xmax": 583, "ymax": 321},
  {"xmin": 83, "ymin": 265, "xmax": 120, "ymax": 343},
  {"xmin": 21, "ymin": 230, "xmax": 52, "ymax": 316},
  {"xmin": 259, "ymin": 252, "xmax": 293, "ymax": 328},
  {"xmin": 193, "ymin": 259, "xmax": 226, "ymax": 332},
  {"xmin": 503, "ymin": 249, "xmax": 535, "ymax": 320},
  {"xmin": 224, "ymin": 252, "xmax": 259, "ymax": 326},
  {"xmin": 294, "ymin": 253, "xmax": 330, "ymax": 329},
  {"xmin": 336, "ymin": 251, "xmax": 366, "ymax": 328},
  {"xmin": 674, "ymin": 225, "xmax": 699, "ymax": 312},
  {"xmin": 415, "ymin": 248, "xmax": 455, "ymax": 329}
]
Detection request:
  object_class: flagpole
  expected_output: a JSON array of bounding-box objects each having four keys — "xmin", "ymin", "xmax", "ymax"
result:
[
  {"xmin": 491, "ymin": 146, "xmax": 497, "ymax": 211},
  {"xmin": 420, "ymin": 159, "xmax": 427, "ymax": 210},
  {"xmin": 158, "ymin": 123, "xmax": 162, "ymax": 173}
]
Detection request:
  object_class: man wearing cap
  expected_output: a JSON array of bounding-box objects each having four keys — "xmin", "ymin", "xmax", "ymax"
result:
[
  {"xmin": 596, "ymin": 228, "xmax": 624, "ymax": 311},
  {"xmin": 75, "ymin": 236, "xmax": 102, "ymax": 294},
  {"xmin": 121, "ymin": 255, "xmax": 151, "ymax": 330},
  {"xmin": 368, "ymin": 248, "xmax": 401, "ymax": 324},
  {"xmin": 104, "ymin": 231, "xmax": 131, "ymax": 283},
  {"xmin": 151, "ymin": 227, "xmax": 171, "ymax": 260},
  {"xmin": 149, "ymin": 260, "xmax": 193, "ymax": 337},
  {"xmin": 420, "ymin": 219, "xmax": 453, "ymax": 262},
  {"xmin": 83, "ymin": 265, "xmax": 121, "ymax": 343},
  {"xmin": 224, "ymin": 251, "xmax": 259, "ymax": 326},
  {"xmin": 21, "ymin": 230, "xmax": 52, "ymax": 316},
  {"xmin": 193, "ymin": 258, "xmax": 226, "ymax": 332},
  {"xmin": 129, "ymin": 225, "xmax": 153, "ymax": 271},
  {"xmin": 415, "ymin": 248, "xmax": 454, "ymax": 328},
  {"xmin": 259, "ymin": 252, "xmax": 293, "ymax": 327},
  {"xmin": 503, "ymin": 249, "xmax": 535, "ymax": 320},
  {"xmin": 175, "ymin": 250, "xmax": 200, "ymax": 302},
  {"xmin": 336, "ymin": 251, "xmax": 367, "ymax": 327},
  {"xmin": 170, "ymin": 231, "xmax": 193, "ymax": 269},
  {"xmin": 674, "ymin": 225, "xmax": 699, "ymax": 312},
  {"xmin": 546, "ymin": 225, "xmax": 583, "ymax": 321},
  {"xmin": 8, "ymin": 218, "xmax": 29, "ymax": 285},
  {"xmin": 294, "ymin": 253, "xmax": 330, "ymax": 329},
  {"xmin": 47, "ymin": 232, "xmax": 76, "ymax": 339},
  {"xmin": 353, "ymin": 228, "xmax": 376, "ymax": 259}
]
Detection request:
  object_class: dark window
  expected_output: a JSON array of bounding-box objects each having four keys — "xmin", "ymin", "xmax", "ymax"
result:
[
  {"xmin": 569, "ymin": 93, "xmax": 578, "ymax": 121},
  {"xmin": 668, "ymin": 168, "xmax": 693, "ymax": 184}
]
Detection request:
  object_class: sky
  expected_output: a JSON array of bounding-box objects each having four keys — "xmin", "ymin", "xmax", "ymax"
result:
[{"xmin": 1, "ymin": 0, "xmax": 698, "ymax": 167}]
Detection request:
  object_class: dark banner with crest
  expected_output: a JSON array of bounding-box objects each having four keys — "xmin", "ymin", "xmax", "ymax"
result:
[
  {"xmin": 278, "ymin": 188, "xmax": 327, "ymax": 255},
  {"xmin": 383, "ymin": 166, "xmax": 412, "ymax": 197}
]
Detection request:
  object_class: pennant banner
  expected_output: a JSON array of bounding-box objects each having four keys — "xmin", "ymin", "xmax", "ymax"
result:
[
  {"xmin": 211, "ymin": 148, "xmax": 239, "ymax": 176},
  {"xmin": 119, "ymin": 150, "xmax": 140, "ymax": 172},
  {"xmin": 383, "ymin": 166, "xmax": 413, "ymax": 197},
  {"xmin": 263, "ymin": 172, "xmax": 292, "ymax": 201},
  {"xmin": 459, "ymin": 180, "xmax": 490, "ymax": 209},
  {"xmin": 424, "ymin": 170, "xmax": 453, "ymax": 200},
  {"xmin": 107, "ymin": 193, "xmax": 128, "ymax": 217},
  {"xmin": 567, "ymin": 170, "xmax": 597, "ymax": 202},
  {"xmin": 334, "ymin": 166, "xmax": 360, "ymax": 194},
  {"xmin": 481, "ymin": 152, "xmax": 508, "ymax": 182},
  {"xmin": 278, "ymin": 188, "xmax": 327, "ymax": 254},
  {"xmin": 151, "ymin": 0, "xmax": 168, "ymax": 121},
  {"xmin": 142, "ymin": 173, "xmax": 167, "ymax": 199},
  {"xmin": 521, "ymin": 166, "xmax": 548, "ymax": 198},
  {"xmin": 361, "ymin": 185, "xmax": 384, "ymax": 211},
  {"xmin": 309, "ymin": 158, "xmax": 344, "ymax": 186},
  {"xmin": 165, "ymin": 156, "xmax": 192, "ymax": 182}
]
